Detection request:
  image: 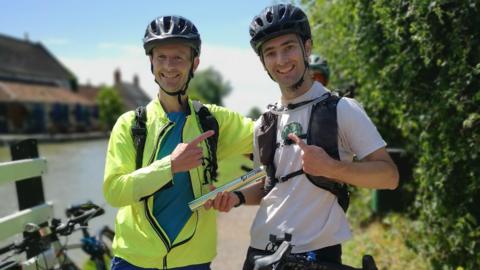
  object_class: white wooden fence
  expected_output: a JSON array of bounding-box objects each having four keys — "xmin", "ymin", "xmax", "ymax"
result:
[{"xmin": 0, "ymin": 158, "xmax": 53, "ymax": 240}]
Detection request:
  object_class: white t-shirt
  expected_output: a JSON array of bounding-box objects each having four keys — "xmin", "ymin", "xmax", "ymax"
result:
[{"xmin": 251, "ymin": 82, "xmax": 386, "ymax": 253}]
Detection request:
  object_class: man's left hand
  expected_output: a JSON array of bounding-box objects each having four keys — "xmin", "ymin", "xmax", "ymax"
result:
[{"xmin": 288, "ymin": 133, "xmax": 339, "ymax": 178}]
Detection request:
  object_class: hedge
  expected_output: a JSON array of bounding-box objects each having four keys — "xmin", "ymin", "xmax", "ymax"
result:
[{"xmin": 302, "ymin": 0, "xmax": 480, "ymax": 268}]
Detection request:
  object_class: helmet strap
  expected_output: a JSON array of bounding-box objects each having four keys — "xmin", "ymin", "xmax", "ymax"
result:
[
  {"xmin": 290, "ymin": 36, "xmax": 309, "ymax": 90},
  {"xmin": 259, "ymin": 35, "xmax": 309, "ymax": 89}
]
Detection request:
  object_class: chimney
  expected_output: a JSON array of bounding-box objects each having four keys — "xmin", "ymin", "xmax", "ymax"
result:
[
  {"xmin": 133, "ymin": 74, "xmax": 139, "ymax": 88},
  {"xmin": 114, "ymin": 69, "xmax": 121, "ymax": 85},
  {"xmin": 24, "ymin": 32, "xmax": 29, "ymax": 42}
]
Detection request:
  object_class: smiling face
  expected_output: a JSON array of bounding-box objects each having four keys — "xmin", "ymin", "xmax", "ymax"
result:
[
  {"xmin": 149, "ymin": 43, "xmax": 199, "ymax": 93},
  {"xmin": 261, "ymin": 33, "xmax": 312, "ymax": 98}
]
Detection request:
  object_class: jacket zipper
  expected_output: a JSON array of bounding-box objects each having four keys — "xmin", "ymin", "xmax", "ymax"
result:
[
  {"xmin": 142, "ymin": 121, "xmax": 174, "ymax": 256},
  {"xmin": 138, "ymin": 121, "xmax": 174, "ymax": 201},
  {"xmin": 142, "ymin": 118, "xmax": 199, "ymax": 269},
  {"xmin": 148, "ymin": 121, "xmax": 174, "ymax": 165}
]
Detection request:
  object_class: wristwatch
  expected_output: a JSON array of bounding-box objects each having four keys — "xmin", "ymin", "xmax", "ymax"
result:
[{"xmin": 233, "ymin": 191, "xmax": 246, "ymax": 208}]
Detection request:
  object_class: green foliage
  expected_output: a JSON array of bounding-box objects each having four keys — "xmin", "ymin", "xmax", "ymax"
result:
[
  {"xmin": 97, "ymin": 86, "xmax": 123, "ymax": 130},
  {"xmin": 189, "ymin": 67, "xmax": 232, "ymax": 105},
  {"xmin": 247, "ymin": 107, "xmax": 262, "ymax": 120},
  {"xmin": 303, "ymin": 0, "xmax": 480, "ymax": 268}
]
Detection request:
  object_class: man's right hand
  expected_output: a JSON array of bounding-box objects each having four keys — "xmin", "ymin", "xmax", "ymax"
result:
[
  {"xmin": 203, "ymin": 185, "xmax": 239, "ymax": 212},
  {"xmin": 170, "ymin": 130, "xmax": 215, "ymax": 174}
]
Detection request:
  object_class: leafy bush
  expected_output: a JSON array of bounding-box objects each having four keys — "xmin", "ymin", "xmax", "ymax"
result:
[
  {"xmin": 188, "ymin": 67, "xmax": 231, "ymax": 106},
  {"xmin": 302, "ymin": 0, "xmax": 480, "ymax": 268},
  {"xmin": 97, "ymin": 86, "xmax": 123, "ymax": 130}
]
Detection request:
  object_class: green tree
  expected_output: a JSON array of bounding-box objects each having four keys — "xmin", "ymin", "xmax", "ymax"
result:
[
  {"xmin": 303, "ymin": 0, "xmax": 480, "ymax": 269},
  {"xmin": 97, "ymin": 86, "xmax": 123, "ymax": 130},
  {"xmin": 188, "ymin": 67, "xmax": 231, "ymax": 105},
  {"xmin": 247, "ymin": 106, "xmax": 262, "ymax": 120}
]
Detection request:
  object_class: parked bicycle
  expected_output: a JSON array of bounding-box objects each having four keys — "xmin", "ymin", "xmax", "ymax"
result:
[
  {"xmin": 253, "ymin": 234, "xmax": 378, "ymax": 270},
  {"xmin": 0, "ymin": 202, "xmax": 114, "ymax": 270}
]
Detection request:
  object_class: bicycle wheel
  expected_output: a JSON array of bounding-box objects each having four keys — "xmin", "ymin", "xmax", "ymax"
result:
[{"xmin": 98, "ymin": 226, "xmax": 114, "ymax": 259}]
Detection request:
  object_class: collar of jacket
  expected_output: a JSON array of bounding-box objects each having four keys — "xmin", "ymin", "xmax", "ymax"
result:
[
  {"xmin": 146, "ymin": 97, "xmax": 196, "ymax": 123},
  {"xmin": 141, "ymin": 97, "xmax": 204, "ymax": 166}
]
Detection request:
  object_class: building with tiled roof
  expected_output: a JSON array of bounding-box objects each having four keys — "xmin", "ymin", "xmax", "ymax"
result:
[
  {"xmin": 0, "ymin": 33, "xmax": 75, "ymax": 89},
  {"xmin": 77, "ymin": 83, "xmax": 101, "ymax": 103},
  {"xmin": 0, "ymin": 81, "xmax": 91, "ymax": 105},
  {"xmin": 113, "ymin": 69, "xmax": 151, "ymax": 111},
  {"xmin": 0, "ymin": 33, "xmax": 99, "ymax": 134}
]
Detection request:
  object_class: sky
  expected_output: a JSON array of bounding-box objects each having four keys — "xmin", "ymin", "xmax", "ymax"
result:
[{"xmin": 0, "ymin": 0, "xmax": 298, "ymax": 115}]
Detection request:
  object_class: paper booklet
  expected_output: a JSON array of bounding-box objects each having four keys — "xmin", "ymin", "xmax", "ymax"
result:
[{"xmin": 188, "ymin": 166, "xmax": 266, "ymax": 211}]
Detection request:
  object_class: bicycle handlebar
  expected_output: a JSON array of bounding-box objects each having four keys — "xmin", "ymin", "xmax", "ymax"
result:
[
  {"xmin": 65, "ymin": 201, "xmax": 101, "ymax": 218},
  {"xmin": 253, "ymin": 234, "xmax": 378, "ymax": 270},
  {"xmin": 0, "ymin": 227, "xmax": 43, "ymax": 257},
  {"xmin": 55, "ymin": 206, "xmax": 104, "ymax": 236},
  {"xmin": 0, "ymin": 203, "xmax": 105, "ymax": 258}
]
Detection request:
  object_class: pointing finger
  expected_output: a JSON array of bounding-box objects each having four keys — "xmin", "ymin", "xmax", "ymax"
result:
[
  {"xmin": 189, "ymin": 130, "xmax": 215, "ymax": 146},
  {"xmin": 208, "ymin": 184, "xmax": 216, "ymax": 192},
  {"xmin": 288, "ymin": 133, "xmax": 307, "ymax": 149}
]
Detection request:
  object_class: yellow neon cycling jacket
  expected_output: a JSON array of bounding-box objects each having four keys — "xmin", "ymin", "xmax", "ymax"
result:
[{"xmin": 103, "ymin": 98, "xmax": 253, "ymax": 268}]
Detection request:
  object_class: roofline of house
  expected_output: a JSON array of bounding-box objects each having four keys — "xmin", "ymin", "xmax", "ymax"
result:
[{"xmin": 0, "ymin": 33, "xmax": 78, "ymax": 85}]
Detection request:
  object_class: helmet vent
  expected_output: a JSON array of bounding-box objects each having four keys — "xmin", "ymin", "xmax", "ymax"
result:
[
  {"xmin": 255, "ymin": 17, "xmax": 264, "ymax": 27},
  {"xmin": 292, "ymin": 12, "xmax": 304, "ymax": 20},
  {"xmin": 178, "ymin": 18, "xmax": 186, "ymax": 32},
  {"xmin": 150, "ymin": 21, "xmax": 158, "ymax": 34},
  {"xmin": 279, "ymin": 6, "xmax": 286, "ymax": 18},
  {"xmin": 266, "ymin": 11, "xmax": 273, "ymax": 23},
  {"xmin": 163, "ymin": 16, "xmax": 172, "ymax": 33}
]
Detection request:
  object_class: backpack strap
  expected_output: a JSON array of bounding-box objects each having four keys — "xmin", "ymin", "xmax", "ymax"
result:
[
  {"xmin": 132, "ymin": 106, "xmax": 147, "ymax": 170},
  {"xmin": 256, "ymin": 111, "xmax": 279, "ymax": 194},
  {"xmin": 256, "ymin": 94, "xmax": 350, "ymax": 211},
  {"xmin": 307, "ymin": 94, "xmax": 350, "ymax": 211},
  {"xmin": 192, "ymin": 101, "xmax": 219, "ymax": 184}
]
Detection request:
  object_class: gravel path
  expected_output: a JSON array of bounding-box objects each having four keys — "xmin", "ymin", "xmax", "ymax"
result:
[{"xmin": 211, "ymin": 205, "xmax": 259, "ymax": 270}]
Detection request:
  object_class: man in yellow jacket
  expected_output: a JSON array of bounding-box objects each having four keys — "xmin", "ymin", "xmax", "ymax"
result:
[{"xmin": 103, "ymin": 15, "xmax": 253, "ymax": 270}]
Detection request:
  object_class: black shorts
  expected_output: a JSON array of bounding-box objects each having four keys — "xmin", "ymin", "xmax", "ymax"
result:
[{"xmin": 242, "ymin": 244, "xmax": 342, "ymax": 270}]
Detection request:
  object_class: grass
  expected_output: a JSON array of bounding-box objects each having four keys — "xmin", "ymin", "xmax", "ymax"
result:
[{"xmin": 341, "ymin": 188, "xmax": 429, "ymax": 270}]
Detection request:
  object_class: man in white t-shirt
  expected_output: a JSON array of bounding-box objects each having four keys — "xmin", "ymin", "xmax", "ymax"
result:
[{"xmin": 220, "ymin": 4, "xmax": 399, "ymax": 269}]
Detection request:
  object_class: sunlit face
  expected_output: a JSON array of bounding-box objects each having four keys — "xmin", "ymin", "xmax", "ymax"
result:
[
  {"xmin": 261, "ymin": 33, "xmax": 311, "ymax": 90},
  {"xmin": 149, "ymin": 43, "xmax": 199, "ymax": 92}
]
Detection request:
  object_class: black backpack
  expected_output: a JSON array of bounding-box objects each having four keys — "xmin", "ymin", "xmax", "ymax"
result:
[
  {"xmin": 131, "ymin": 101, "xmax": 219, "ymax": 184},
  {"xmin": 257, "ymin": 93, "xmax": 350, "ymax": 211}
]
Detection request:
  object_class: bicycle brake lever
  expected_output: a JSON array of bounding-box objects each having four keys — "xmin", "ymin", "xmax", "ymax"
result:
[
  {"xmin": 55, "ymin": 222, "xmax": 72, "ymax": 236},
  {"xmin": 253, "ymin": 241, "xmax": 292, "ymax": 270}
]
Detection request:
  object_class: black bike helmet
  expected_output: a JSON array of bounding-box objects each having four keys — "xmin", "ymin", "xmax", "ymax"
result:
[
  {"xmin": 143, "ymin": 15, "xmax": 201, "ymax": 56},
  {"xmin": 249, "ymin": 4, "xmax": 311, "ymax": 55},
  {"xmin": 309, "ymin": 54, "xmax": 330, "ymax": 81}
]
